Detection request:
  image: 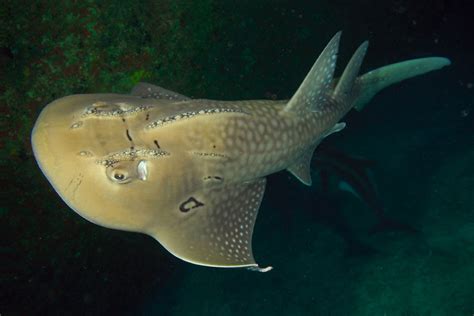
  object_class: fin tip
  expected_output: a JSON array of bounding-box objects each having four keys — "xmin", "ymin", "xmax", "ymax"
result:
[
  {"xmin": 440, "ymin": 57, "xmax": 451, "ymax": 66},
  {"xmin": 248, "ymin": 265, "xmax": 273, "ymax": 273}
]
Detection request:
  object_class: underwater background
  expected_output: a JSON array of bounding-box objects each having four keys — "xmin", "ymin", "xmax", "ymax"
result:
[{"xmin": 1, "ymin": 0, "xmax": 473, "ymax": 315}]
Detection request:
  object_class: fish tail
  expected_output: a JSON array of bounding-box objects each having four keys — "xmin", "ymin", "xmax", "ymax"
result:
[{"xmin": 353, "ymin": 57, "xmax": 451, "ymax": 111}]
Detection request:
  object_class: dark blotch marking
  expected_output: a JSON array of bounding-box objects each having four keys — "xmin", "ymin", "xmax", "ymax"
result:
[
  {"xmin": 126, "ymin": 129, "xmax": 133, "ymax": 141},
  {"xmin": 146, "ymin": 113, "xmax": 150, "ymax": 121},
  {"xmin": 203, "ymin": 175, "xmax": 223, "ymax": 182},
  {"xmin": 154, "ymin": 139, "xmax": 160, "ymax": 149},
  {"xmin": 122, "ymin": 118, "xmax": 126, "ymax": 122},
  {"xmin": 130, "ymin": 146, "xmax": 134, "ymax": 150},
  {"xmin": 179, "ymin": 197, "xmax": 205, "ymax": 213}
]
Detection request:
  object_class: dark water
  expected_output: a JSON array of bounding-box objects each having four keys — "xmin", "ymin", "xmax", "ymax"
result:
[{"xmin": 2, "ymin": 1, "xmax": 473, "ymax": 315}]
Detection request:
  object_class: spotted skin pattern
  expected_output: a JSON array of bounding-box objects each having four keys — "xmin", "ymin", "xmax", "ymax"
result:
[{"xmin": 31, "ymin": 32, "xmax": 450, "ymax": 271}]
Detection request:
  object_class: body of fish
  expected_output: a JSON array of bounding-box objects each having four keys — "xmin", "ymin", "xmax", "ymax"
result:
[{"xmin": 31, "ymin": 32, "xmax": 450, "ymax": 270}]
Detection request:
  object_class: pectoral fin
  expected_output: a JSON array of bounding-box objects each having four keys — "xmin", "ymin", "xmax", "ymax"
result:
[{"xmin": 152, "ymin": 178, "xmax": 271, "ymax": 271}]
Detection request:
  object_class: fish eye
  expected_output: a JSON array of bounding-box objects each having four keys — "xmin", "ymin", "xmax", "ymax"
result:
[
  {"xmin": 106, "ymin": 166, "xmax": 132, "ymax": 184},
  {"xmin": 111, "ymin": 170, "xmax": 130, "ymax": 183},
  {"xmin": 114, "ymin": 173, "xmax": 125, "ymax": 180}
]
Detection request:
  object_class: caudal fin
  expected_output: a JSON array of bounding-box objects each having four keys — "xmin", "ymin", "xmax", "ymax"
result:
[{"xmin": 353, "ymin": 57, "xmax": 451, "ymax": 111}]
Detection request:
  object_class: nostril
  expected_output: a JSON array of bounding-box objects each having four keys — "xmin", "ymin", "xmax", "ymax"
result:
[{"xmin": 137, "ymin": 160, "xmax": 148, "ymax": 181}]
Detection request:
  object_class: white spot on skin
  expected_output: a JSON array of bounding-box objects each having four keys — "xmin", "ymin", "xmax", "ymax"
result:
[
  {"xmin": 71, "ymin": 121, "xmax": 83, "ymax": 129},
  {"xmin": 78, "ymin": 150, "xmax": 92, "ymax": 157}
]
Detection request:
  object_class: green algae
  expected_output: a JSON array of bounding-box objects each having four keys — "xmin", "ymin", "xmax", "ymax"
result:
[{"xmin": 3, "ymin": 1, "xmax": 472, "ymax": 315}]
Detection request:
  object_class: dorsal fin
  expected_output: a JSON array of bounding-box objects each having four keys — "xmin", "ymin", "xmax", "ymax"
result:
[
  {"xmin": 333, "ymin": 41, "xmax": 369, "ymax": 101},
  {"xmin": 131, "ymin": 82, "xmax": 190, "ymax": 101},
  {"xmin": 283, "ymin": 32, "xmax": 341, "ymax": 115}
]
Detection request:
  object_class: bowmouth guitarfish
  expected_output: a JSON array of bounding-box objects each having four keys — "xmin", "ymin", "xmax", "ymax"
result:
[{"xmin": 31, "ymin": 32, "xmax": 450, "ymax": 271}]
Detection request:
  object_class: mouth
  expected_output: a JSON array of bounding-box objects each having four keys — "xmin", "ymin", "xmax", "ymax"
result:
[{"xmin": 137, "ymin": 160, "xmax": 148, "ymax": 181}]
